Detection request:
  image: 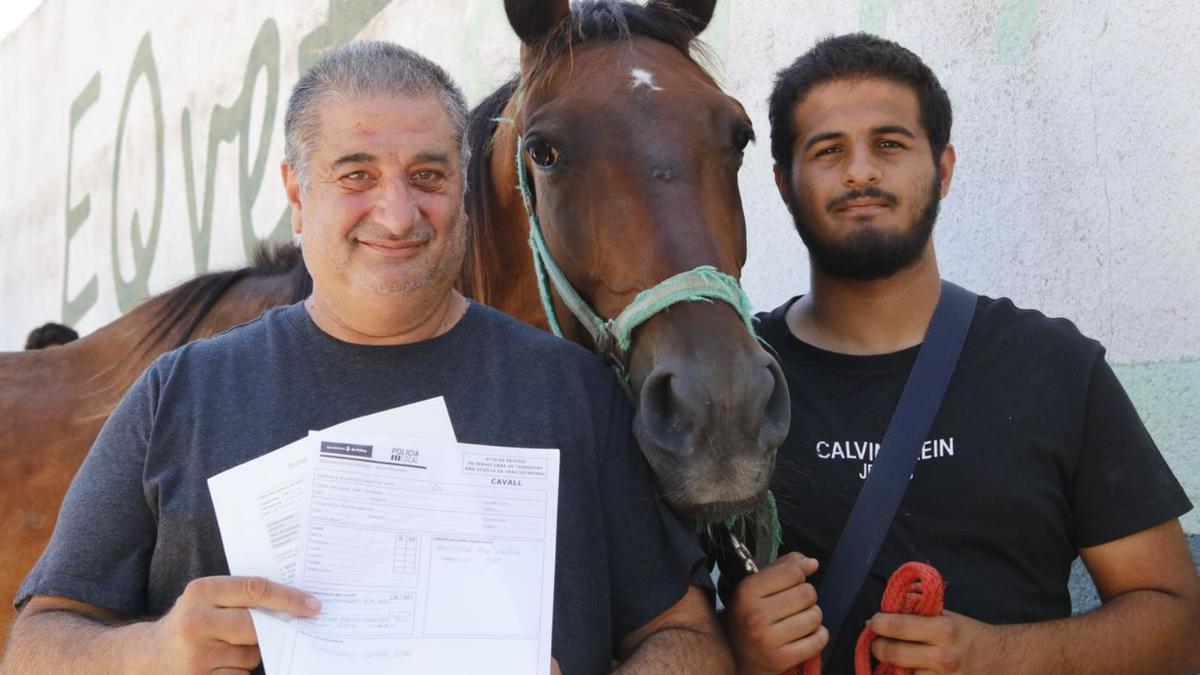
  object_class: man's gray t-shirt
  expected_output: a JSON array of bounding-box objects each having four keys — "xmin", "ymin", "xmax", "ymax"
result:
[{"xmin": 19, "ymin": 301, "xmax": 705, "ymax": 674}]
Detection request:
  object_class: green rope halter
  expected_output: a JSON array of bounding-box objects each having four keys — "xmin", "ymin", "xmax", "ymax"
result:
[{"xmin": 514, "ymin": 135, "xmax": 756, "ymax": 374}]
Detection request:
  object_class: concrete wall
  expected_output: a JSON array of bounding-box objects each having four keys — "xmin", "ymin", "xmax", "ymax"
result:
[{"xmin": 1, "ymin": 1, "xmax": 1196, "ymax": 528}]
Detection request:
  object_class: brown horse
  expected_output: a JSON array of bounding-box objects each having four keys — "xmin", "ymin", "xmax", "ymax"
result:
[
  {"xmin": 465, "ymin": 0, "xmax": 789, "ymax": 521},
  {"xmin": 0, "ymin": 245, "xmax": 309, "ymax": 638}
]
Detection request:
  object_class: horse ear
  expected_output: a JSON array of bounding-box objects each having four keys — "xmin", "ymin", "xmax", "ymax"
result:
[
  {"xmin": 648, "ymin": 0, "xmax": 717, "ymax": 37},
  {"xmin": 504, "ymin": 0, "xmax": 571, "ymax": 46}
]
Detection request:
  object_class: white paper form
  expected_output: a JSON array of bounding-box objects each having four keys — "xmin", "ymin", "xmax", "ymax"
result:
[
  {"xmin": 280, "ymin": 431, "xmax": 560, "ymax": 675},
  {"xmin": 207, "ymin": 397, "xmax": 456, "ymax": 675}
]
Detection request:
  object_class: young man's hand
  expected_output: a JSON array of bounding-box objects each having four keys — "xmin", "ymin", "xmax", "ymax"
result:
[
  {"xmin": 724, "ymin": 552, "xmax": 828, "ymax": 675},
  {"xmin": 867, "ymin": 610, "xmax": 999, "ymax": 674}
]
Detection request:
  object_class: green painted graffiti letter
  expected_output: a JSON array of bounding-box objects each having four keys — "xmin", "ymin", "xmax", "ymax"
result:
[
  {"xmin": 111, "ymin": 33, "xmax": 165, "ymax": 312},
  {"xmin": 182, "ymin": 19, "xmax": 287, "ymax": 272},
  {"xmin": 62, "ymin": 72, "xmax": 101, "ymax": 326}
]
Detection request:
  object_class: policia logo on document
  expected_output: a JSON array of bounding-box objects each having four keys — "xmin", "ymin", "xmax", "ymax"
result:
[{"xmin": 815, "ymin": 437, "xmax": 957, "ymax": 480}]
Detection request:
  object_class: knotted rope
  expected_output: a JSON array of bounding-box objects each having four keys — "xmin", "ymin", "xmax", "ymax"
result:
[{"xmin": 853, "ymin": 562, "xmax": 945, "ymax": 675}]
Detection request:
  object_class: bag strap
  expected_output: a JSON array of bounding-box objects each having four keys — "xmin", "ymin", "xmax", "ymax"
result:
[{"xmin": 818, "ymin": 280, "xmax": 977, "ymax": 662}]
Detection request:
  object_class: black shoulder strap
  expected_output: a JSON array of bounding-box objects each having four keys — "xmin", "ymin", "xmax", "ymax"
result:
[{"xmin": 818, "ymin": 280, "xmax": 977, "ymax": 661}]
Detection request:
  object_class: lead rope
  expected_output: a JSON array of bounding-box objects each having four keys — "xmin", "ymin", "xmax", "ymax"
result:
[
  {"xmin": 854, "ymin": 562, "xmax": 944, "ymax": 675},
  {"xmin": 729, "ymin": 542, "xmax": 945, "ymax": 675}
]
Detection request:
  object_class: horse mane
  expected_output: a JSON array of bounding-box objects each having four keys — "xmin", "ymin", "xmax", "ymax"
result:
[
  {"xmin": 136, "ymin": 241, "xmax": 311, "ymax": 354},
  {"xmin": 522, "ymin": 0, "xmax": 705, "ymax": 99},
  {"xmin": 461, "ymin": 77, "xmax": 520, "ymax": 305}
]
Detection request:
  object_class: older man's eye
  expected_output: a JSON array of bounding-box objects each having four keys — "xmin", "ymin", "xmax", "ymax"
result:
[{"xmin": 413, "ymin": 170, "xmax": 445, "ymax": 186}]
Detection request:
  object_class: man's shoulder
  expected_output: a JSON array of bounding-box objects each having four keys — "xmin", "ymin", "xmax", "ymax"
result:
[
  {"xmin": 147, "ymin": 303, "xmax": 299, "ymax": 377},
  {"xmin": 972, "ymin": 295, "xmax": 1103, "ymax": 356},
  {"xmin": 752, "ymin": 296, "xmax": 797, "ymax": 345},
  {"xmin": 467, "ymin": 302, "xmax": 614, "ymax": 378}
]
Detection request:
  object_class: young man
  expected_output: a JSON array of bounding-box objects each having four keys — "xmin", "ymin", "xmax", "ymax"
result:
[
  {"xmin": 3, "ymin": 42, "xmax": 732, "ymax": 675},
  {"xmin": 723, "ymin": 33, "xmax": 1199, "ymax": 674}
]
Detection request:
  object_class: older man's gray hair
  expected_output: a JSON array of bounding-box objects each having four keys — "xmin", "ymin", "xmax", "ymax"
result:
[{"xmin": 284, "ymin": 41, "xmax": 469, "ymax": 188}]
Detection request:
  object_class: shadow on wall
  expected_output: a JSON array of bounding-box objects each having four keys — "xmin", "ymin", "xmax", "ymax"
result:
[{"xmin": 1113, "ymin": 360, "xmax": 1200, "ymax": 535}]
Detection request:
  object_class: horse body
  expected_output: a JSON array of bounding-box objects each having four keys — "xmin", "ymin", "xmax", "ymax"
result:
[{"xmin": 0, "ymin": 249, "xmax": 306, "ymax": 637}]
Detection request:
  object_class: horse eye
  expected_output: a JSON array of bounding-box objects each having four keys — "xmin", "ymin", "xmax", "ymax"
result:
[
  {"xmin": 733, "ymin": 127, "xmax": 755, "ymax": 153},
  {"xmin": 526, "ymin": 139, "xmax": 561, "ymax": 168}
]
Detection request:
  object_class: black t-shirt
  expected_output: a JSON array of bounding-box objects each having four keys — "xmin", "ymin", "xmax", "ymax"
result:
[
  {"xmin": 744, "ymin": 295, "xmax": 1192, "ymax": 674},
  {"xmin": 20, "ymin": 301, "xmax": 706, "ymax": 675}
]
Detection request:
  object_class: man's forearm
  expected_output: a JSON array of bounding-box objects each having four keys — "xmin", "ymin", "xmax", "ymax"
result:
[
  {"xmin": 615, "ymin": 624, "xmax": 735, "ymax": 674},
  {"xmin": 989, "ymin": 589, "xmax": 1200, "ymax": 675},
  {"xmin": 1, "ymin": 609, "xmax": 151, "ymax": 675}
]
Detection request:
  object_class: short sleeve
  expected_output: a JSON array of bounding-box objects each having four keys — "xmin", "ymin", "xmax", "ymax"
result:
[
  {"xmin": 597, "ymin": 381, "xmax": 708, "ymax": 648},
  {"xmin": 15, "ymin": 360, "xmax": 164, "ymax": 616},
  {"xmin": 1069, "ymin": 352, "xmax": 1192, "ymax": 548}
]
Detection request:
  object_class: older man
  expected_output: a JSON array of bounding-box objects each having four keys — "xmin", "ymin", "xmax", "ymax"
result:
[
  {"xmin": 3, "ymin": 42, "xmax": 730, "ymax": 675},
  {"xmin": 723, "ymin": 33, "xmax": 1199, "ymax": 675}
]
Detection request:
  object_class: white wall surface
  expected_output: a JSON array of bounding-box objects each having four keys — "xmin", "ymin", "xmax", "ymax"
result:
[{"xmin": 1, "ymin": 1, "xmax": 1197, "ymax": 525}]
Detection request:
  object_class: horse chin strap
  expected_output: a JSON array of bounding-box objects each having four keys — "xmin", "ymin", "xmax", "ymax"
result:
[{"xmin": 514, "ymin": 134, "xmax": 757, "ymax": 380}]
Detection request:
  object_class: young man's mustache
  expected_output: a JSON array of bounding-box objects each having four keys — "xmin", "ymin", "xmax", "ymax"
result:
[{"xmin": 827, "ymin": 186, "xmax": 900, "ymax": 211}]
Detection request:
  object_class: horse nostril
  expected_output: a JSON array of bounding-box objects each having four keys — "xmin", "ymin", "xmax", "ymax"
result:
[
  {"xmin": 760, "ymin": 357, "xmax": 791, "ymax": 446},
  {"xmin": 636, "ymin": 368, "xmax": 694, "ymax": 457}
]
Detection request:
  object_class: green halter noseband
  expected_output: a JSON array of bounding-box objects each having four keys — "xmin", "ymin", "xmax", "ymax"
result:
[{"xmin": 515, "ymin": 135, "xmax": 757, "ymax": 376}]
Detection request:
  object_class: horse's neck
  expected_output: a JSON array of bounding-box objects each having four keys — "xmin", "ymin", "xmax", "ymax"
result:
[
  {"xmin": 475, "ymin": 110, "xmax": 547, "ymax": 329},
  {"xmin": 192, "ymin": 269, "xmax": 300, "ymax": 337}
]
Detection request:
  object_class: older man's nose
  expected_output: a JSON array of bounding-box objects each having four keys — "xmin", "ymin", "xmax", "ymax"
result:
[{"xmin": 374, "ymin": 178, "xmax": 422, "ymax": 235}]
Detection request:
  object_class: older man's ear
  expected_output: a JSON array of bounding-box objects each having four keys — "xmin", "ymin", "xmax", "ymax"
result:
[{"xmin": 281, "ymin": 161, "xmax": 303, "ymax": 235}]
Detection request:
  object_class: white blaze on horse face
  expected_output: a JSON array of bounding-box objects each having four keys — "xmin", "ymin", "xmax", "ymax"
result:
[{"xmin": 630, "ymin": 68, "xmax": 663, "ymax": 92}]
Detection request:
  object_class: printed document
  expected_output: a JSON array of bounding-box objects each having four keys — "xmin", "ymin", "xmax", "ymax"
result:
[
  {"xmin": 280, "ymin": 430, "xmax": 560, "ymax": 675},
  {"xmin": 208, "ymin": 397, "xmax": 456, "ymax": 674}
]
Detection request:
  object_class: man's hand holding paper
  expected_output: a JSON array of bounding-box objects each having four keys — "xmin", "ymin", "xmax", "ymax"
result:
[{"xmin": 143, "ymin": 576, "xmax": 321, "ymax": 674}]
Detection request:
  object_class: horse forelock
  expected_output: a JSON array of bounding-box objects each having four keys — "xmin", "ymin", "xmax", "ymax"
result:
[
  {"xmin": 518, "ymin": 0, "xmax": 713, "ymax": 103},
  {"xmin": 462, "ymin": 78, "xmax": 523, "ymax": 305}
]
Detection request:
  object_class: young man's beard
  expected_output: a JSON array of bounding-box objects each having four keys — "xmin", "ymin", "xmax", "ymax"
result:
[{"xmin": 787, "ymin": 173, "xmax": 942, "ymax": 281}]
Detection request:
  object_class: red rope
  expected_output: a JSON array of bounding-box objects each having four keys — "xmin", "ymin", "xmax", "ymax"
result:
[
  {"xmin": 777, "ymin": 562, "xmax": 943, "ymax": 675},
  {"xmin": 853, "ymin": 562, "xmax": 945, "ymax": 675}
]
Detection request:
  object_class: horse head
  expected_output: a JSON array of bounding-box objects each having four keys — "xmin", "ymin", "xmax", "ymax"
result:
[{"xmin": 468, "ymin": 0, "xmax": 790, "ymax": 523}]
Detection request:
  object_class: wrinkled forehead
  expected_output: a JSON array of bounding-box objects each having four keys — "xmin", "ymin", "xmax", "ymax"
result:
[{"xmin": 312, "ymin": 92, "xmax": 459, "ymax": 159}]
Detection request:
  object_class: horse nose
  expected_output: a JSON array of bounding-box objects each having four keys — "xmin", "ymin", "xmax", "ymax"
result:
[{"xmin": 635, "ymin": 349, "xmax": 789, "ymax": 461}]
